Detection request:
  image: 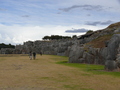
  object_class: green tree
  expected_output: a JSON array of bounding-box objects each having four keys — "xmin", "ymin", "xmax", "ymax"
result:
[
  {"xmin": 86, "ymin": 30, "xmax": 93, "ymax": 34},
  {"xmin": 0, "ymin": 43, "xmax": 15, "ymax": 49},
  {"xmin": 42, "ymin": 35, "xmax": 71, "ymax": 40},
  {"xmin": 72, "ymin": 35, "xmax": 77, "ymax": 39}
]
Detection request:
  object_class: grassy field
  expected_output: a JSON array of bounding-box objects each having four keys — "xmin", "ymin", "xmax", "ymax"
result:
[{"xmin": 0, "ymin": 54, "xmax": 120, "ymax": 90}]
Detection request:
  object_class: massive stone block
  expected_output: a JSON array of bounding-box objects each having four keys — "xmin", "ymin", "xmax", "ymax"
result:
[
  {"xmin": 105, "ymin": 60, "xmax": 117, "ymax": 71},
  {"xmin": 69, "ymin": 44, "xmax": 84, "ymax": 63},
  {"xmin": 106, "ymin": 34, "xmax": 120, "ymax": 60},
  {"xmin": 104, "ymin": 34, "xmax": 120, "ymax": 70}
]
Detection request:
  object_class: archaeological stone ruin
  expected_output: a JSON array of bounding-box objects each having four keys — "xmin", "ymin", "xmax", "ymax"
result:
[{"xmin": 0, "ymin": 22, "xmax": 120, "ymax": 71}]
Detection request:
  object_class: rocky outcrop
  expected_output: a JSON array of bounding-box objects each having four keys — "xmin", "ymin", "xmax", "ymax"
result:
[
  {"xmin": 105, "ymin": 34, "xmax": 120, "ymax": 70},
  {"xmin": 68, "ymin": 22, "xmax": 120, "ymax": 71},
  {"xmin": 68, "ymin": 45, "xmax": 105, "ymax": 64},
  {"xmin": 78, "ymin": 22, "xmax": 120, "ymax": 44},
  {"xmin": 69, "ymin": 34, "xmax": 120, "ymax": 71}
]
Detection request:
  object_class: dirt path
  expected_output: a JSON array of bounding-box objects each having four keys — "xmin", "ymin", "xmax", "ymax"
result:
[{"xmin": 0, "ymin": 54, "xmax": 120, "ymax": 90}]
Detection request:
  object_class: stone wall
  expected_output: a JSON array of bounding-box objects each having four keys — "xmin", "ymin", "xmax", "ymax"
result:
[{"xmin": 14, "ymin": 39, "xmax": 77, "ymax": 56}]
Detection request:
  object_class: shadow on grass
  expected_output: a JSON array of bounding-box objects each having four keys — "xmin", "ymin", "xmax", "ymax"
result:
[{"xmin": 57, "ymin": 60, "xmax": 120, "ymax": 77}]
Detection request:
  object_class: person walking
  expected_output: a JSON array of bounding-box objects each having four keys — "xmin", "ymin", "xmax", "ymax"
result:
[
  {"xmin": 33, "ymin": 52, "xmax": 36, "ymax": 60},
  {"xmin": 40, "ymin": 51, "xmax": 42, "ymax": 56},
  {"xmin": 29, "ymin": 51, "xmax": 32, "ymax": 60}
]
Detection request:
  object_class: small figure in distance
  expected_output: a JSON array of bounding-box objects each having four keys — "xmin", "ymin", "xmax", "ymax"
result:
[
  {"xmin": 29, "ymin": 51, "xmax": 32, "ymax": 60},
  {"xmin": 33, "ymin": 52, "xmax": 36, "ymax": 60},
  {"xmin": 40, "ymin": 51, "xmax": 42, "ymax": 56}
]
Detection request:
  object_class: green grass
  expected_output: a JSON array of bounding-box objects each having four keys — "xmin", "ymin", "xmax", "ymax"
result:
[
  {"xmin": 63, "ymin": 84, "xmax": 93, "ymax": 90},
  {"xmin": 50, "ymin": 55, "xmax": 68, "ymax": 61},
  {"xmin": 41, "ymin": 77, "xmax": 50, "ymax": 79},
  {"xmin": 0, "ymin": 57, "xmax": 6, "ymax": 61},
  {"xmin": 63, "ymin": 85, "xmax": 83, "ymax": 90},
  {"xmin": 57, "ymin": 60, "xmax": 120, "ymax": 77},
  {"xmin": 57, "ymin": 60, "xmax": 104, "ymax": 70}
]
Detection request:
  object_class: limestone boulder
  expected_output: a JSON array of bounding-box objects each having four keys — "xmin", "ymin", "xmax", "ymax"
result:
[
  {"xmin": 106, "ymin": 34, "xmax": 120, "ymax": 60},
  {"xmin": 105, "ymin": 60, "xmax": 117, "ymax": 71},
  {"xmin": 69, "ymin": 44, "xmax": 84, "ymax": 63},
  {"xmin": 104, "ymin": 34, "xmax": 120, "ymax": 70}
]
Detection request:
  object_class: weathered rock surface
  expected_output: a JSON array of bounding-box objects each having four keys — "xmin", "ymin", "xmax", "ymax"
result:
[
  {"xmin": 105, "ymin": 60, "xmax": 117, "ymax": 71},
  {"xmin": 68, "ymin": 34, "xmax": 120, "ymax": 70},
  {"xmin": 13, "ymin": 39, "xmax": 77, "ymax": 56},
  {"xmin": 104, "ymin": 34, "xmax": 120, "ymax": 70}
]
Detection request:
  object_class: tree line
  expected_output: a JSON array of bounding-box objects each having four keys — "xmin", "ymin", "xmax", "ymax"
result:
[
  {"xmin": 0, "ymin": 43, "xmax": 15, "ymax": 49},
  {"xmin": 42, "ymin": 30, "xmax": 93, "ymax": 40},
  {"xmin": 42, "ymin": 35, "xmax": 73, "ymax": 40}
]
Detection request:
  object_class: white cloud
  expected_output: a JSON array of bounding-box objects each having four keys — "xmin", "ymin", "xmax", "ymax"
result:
[{"xmin": 0, "ymin": 24, "xmax": 104, "ymax": 45}]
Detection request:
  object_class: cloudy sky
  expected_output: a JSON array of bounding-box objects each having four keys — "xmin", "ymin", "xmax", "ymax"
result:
[{"xmin": 0, "ymin": 0, "xmax": 120, "ymax": 45}]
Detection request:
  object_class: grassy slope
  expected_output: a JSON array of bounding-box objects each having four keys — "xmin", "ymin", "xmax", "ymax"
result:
[
  {"xmin": 86, "ymin": 22, "xmax": 120, "ymax": 48},
  {"xmin": 0, "ymin": 54, "xmax": 120, "ymax": 90},
  {"xmin": 86, "ymin": 32, "xmax": 120, "ymax": 48},
  {"xmin": 107, "ymin": 22, "xmax": 120, "ymax": 28},
  {"xmin": 86, "ymin": 34, "xmax": 112, "ymax": 48}
]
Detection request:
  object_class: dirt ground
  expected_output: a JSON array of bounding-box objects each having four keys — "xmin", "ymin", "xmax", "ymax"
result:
[{"xmin": 0, "ymin": 54, "xmax": 120, "ymax": 90}]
